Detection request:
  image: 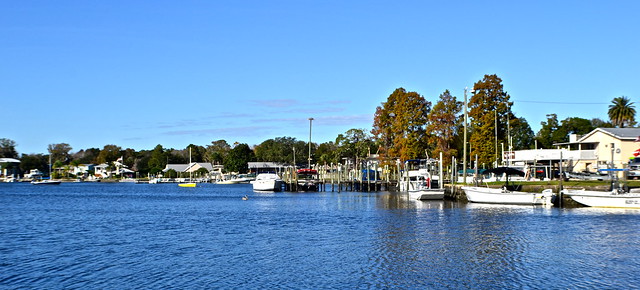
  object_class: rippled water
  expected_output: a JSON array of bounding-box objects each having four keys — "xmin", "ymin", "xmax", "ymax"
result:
[{"xmin": 1, "ymin": 183, "xmax": 639, "ymax": 288}]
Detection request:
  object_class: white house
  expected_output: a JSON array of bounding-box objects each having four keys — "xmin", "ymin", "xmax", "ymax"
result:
[{"xmin": 71, "ymin": 164, "xmax": 94, "ymax": 177}]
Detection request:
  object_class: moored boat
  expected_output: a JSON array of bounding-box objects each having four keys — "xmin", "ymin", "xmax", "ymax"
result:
[
  {"xmin": 251, "ymin": 173, "xmax": 284, "ymax": 191},
  {"xmin": 31, "ymin": 179, "xmax": 61, "ymax": 185},
  {"xmin": 462, "ymin": 167, "xmax": 554, "ymax": 205},
  {"xmin": 400, "ymin": 159, "xmax": 444, "ymax": 200},
  {"xmin": 462, "ymin": 186, "xmax": 554, "ymax": 205},
  {"xmin": 32, "ymin": 154, "xmax": 60, "ymax": 185},
  {"xmin": 296, "ymin": 169, "xmax": 319, "ymax": 191},
  {"xmin": 562, "ymin": 189, "xmax": 640, "ymax": 208}
]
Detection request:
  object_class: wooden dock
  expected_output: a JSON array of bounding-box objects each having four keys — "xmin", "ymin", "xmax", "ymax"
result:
[{"xmin": 281, "ymin": 163, "xmax": 400, "ymax": 192}]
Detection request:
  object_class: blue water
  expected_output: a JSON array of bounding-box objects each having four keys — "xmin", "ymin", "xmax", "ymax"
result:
[{"xmin": 1, "ymin": 183, "xmax": 639, "ymax": 289}]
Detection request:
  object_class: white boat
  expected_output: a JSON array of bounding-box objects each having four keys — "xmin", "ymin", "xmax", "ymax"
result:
[
  {"xmin": 461, "ymin": 167, "xmax": 554, "ymax": 205},
  {"xmin": 251, "ymin": 173, "xmax": 284, "ymax": 191},
  {"xmin": 32, "ymin": 154, "xmax": 60, "ymax": 185},
  {"xmin": 562, "ymin": 189, "xmax": 640, "ymax": 209},
  {"xmin": 462, "ymin": 186, "xmax": 554, "ymax": 205},
  {"xmin": 399, "ymin": 159, "xmax": 444, "ymax": 200},
  {"xmin": 562, "ymin": 167, "xmax": 640, "ymax": 208},
  {"xmin": 31, "ymin": 179, "xmax": 61, "ymax": 185}
]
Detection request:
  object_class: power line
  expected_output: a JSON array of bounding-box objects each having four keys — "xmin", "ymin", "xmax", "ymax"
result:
[{"xmin": 513, "ymin": 100, "xmax": 607, "ymax": 105}]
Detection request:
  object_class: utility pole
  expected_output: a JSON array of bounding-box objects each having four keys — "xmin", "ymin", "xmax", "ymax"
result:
[
  {"xmin": 308, "ymin": 118, "xmax": 314, "ymax": 169},
  {"xmin": 463, "ymin": 87, "xmax": 468, "ymax": 184}
]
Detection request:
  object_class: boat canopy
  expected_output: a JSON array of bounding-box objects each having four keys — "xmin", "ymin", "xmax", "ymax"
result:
[{"xmin": 485, "ymin": 167, "xmax": 526, "ymax": 177}]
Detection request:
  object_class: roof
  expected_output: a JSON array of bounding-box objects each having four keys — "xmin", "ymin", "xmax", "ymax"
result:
[
  {"xmin": 0, "ymin": 158, "xmax": 20, "ymax": 163},
  {"xmin": 578, "ymin": 127, "xmax": 640, "ymax": 142},
  {"xmin": 248, "ymin": 162, "xmax": 287, "ymax": 169},
  {"xmin": 164, "ymin": 162, "xmax": 215, "ymax": 173}
]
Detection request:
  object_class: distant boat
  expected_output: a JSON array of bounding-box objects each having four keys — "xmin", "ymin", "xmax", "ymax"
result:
[
  {"xmin": 178, "ymin": 148, "xmax": 196, "ymax": 188},
  {"xmin": 461, "ymin": 167, "xmax": 554, "ymax": 205},
  {"xmin": 31, "ymin": 179, "xmax": 61, "ymax": 185},
  {"xmin": 251, "ymin": 173, "xmax": 284, "ymax": 191},
  {"xmin": 32, "ymin": 154, "xmax": 60, "ymax": 185}
]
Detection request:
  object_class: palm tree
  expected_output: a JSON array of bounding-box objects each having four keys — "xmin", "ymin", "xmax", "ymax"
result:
[{"xmin": 608, "ymin": 96, "xmax": 636, "ymax": 128}]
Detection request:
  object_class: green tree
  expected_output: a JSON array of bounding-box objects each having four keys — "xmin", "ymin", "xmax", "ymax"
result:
[
  {"xmin": 206, "ymin": 140, "xmax": 231, "ymax": 165},
  {"xmin": 96, "ymin": 145, "xmax": 122, "ymax": 164},
  {"xmin": 510, "ymin": 117, "xmax": 535, "ymax": 150},
  {"xmin": 0, "ymin": 138, "xmax": 18, "ymax": 158},
  {"xmin": 468, "ymin": 74, "xmax": 512, "ymax": 166},
  {"xmin": 426, "ymin": 90, "xmax": 461, "ymax": 167},
  {"xmin": 557, "ymin": 117, "xmax": 595, "ymax": 142},
  {"xmin": 148, "ymin": 145, "xmax": 167, "ymax": 175},
  {"xmin": 608, "ymin": 96, "xmax": 636, "ymax": 128},
  {"xmin": 334, "ymin": 128, "xmax": 376, "ymax": 162},
  {"xmin": 535, "ymin": 114, "xmax": 563, "ymax": 149},
  {"xmin": 224, "ymin": 143, "xmax": 255, "ymax": 173},
  {"xmin": 19, "ymin": 154, "xmax": 47, "ymax": 173},
  {"xmin": 316, "ymin": 141, "xmax": 339, "ymax": 164},
  {"xmin": 254, "ymin": 137, "xmax": 306, "ymax": 165},
  {"xmin": 72, "ymin": 148, "xmax": 101, "ymax": 164},
  {"xmin": 591, "ymin": 118, "xmax": 613, "ymax": 128},
  {"xmin": 372, "ymin": 88, "xmax": 431, "ymax": 161},
  {"xmin": 48, "ymin": 143, "xmax": 72, "ymax": 164}
]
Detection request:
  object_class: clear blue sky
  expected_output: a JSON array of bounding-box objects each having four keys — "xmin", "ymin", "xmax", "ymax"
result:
[{"xmin": 2, "ymin": 1, "xmax": 638, "ymax": 155}]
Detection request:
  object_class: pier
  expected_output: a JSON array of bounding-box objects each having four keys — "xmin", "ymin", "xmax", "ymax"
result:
[{"xmin": 281, "ymin": 162, "xmax": 400, "ymax": 192}]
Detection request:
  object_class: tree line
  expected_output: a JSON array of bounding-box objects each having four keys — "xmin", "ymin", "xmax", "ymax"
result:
[{"xmin": 1, "ymin": 74, "xmax": 635, "ymax": 177}]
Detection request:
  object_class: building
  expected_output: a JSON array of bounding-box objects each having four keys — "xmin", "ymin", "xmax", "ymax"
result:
[
  {"xmin": 162, "ymin": 162, "xmax": 217, "ymax": 177},
  {"xmin": 555, "ymin": 128, "xmax": 640, "ymax": 172},
  {"xmin": 507, "ymin": 128, "xmax": 640, "ymax": 177}
]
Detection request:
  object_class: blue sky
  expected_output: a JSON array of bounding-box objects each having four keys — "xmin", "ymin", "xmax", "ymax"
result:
[{"xmin": 2, "ymin": 1, "xmax": 638, "ymax": 154}]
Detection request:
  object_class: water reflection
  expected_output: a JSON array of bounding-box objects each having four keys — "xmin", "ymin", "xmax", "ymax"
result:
[{"xmin": 2, "ymin": 184, "xmax": 640, "ymax": 288}]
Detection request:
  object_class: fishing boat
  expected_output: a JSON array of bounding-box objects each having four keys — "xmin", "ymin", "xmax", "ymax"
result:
[
  {"xmin": 461, "ymin": 167, "xmax": 554, "ymax": 205},
  {"xmin": 561, "ymin": 189, "xmax": 640, "ymax": 208},
  {"xmin": 251, "ymin": 173, "xmax": 284, "ymax": 191},
  {"xmin": 562, "ymin": 169, "xmax": 640, "ymax": 208},
  {"xmin": 32, "ymin": 154, "xmax": 61, "ymax": 185},
  {"xmin": 296, "ymin": 168, "xmax": 319, "ymax": 191},
  {"xmin": 399, "ymin": 159, "xmax": 444, "ymax": 200}
]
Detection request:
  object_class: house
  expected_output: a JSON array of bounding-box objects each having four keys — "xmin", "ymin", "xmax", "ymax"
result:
[
  {"xmin": 555, "ymin": 128, "xmax": 640, "ymax": 172},
  {"xmin": 507, "ymin": 128, "xmax": 640, "ymax": 177},
  {"xmin": 94, "ymin": 163, "xmax": 110, "ymax": 178},
  {"xmin": 71, "ymin": 164, "xmax": 94, "ymax": 177}
]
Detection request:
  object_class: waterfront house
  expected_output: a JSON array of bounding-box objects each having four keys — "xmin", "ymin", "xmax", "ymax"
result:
[
  {"xmin": 506, "ymin": 128, "xmax": 640, "ymax": 178},
  {"xmin": 94, "ymin": 163, "xmax": 110, "ymax": 178},
  {"xmin": 71, "ymin": 164, "xmax": 94, "ymax": 178}
]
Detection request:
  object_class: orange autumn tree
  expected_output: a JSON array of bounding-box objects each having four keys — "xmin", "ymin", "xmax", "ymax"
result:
[
  {"xmin": 426, "ymin": 90, "xmax": 462, "ymax": 167},
  {"xmin": 372, "ymin": 88, "xmax": 431, "ymax": 162},
  {"xmin": 468, "ymin": 74, "xmax": 512, "ymax": 167}
]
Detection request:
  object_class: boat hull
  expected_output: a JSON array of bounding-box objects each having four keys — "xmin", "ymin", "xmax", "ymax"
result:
[
  {"xmin": 251, "ymin": 173, "xmax": 284, "ymax": 191},
  {"xmin": 409, "ymin": 189, "xmax": 445, "ymax": 200},
  {"xmin": 178, "ymin": 183, "xmax": 196, "ymax": 188},
  {"xmin": 31, "ymin": 180, "xmax": 61, "ymax": 185},
  {"xmin": 462, "ymin": 186, "xmax": 554, "ymax": 205},
  {"xmin": 562, "ymin": 189, "xmax": 640, "ymax": 208},
  {"xmin": 252, "ymin": 181, "xmax": 283, "ymax": 191}
]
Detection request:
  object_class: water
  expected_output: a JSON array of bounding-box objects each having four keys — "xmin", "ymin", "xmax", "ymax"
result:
[{"xmin": 1, "ymin": 183, "xmax": 640, "ymax": 289}]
